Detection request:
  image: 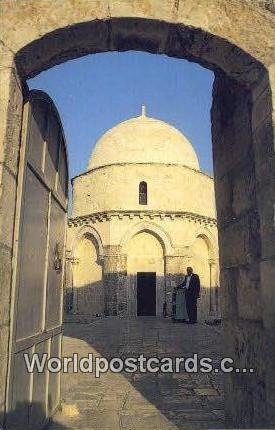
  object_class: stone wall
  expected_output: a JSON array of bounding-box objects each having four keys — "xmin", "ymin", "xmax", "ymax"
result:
[
  {"xmin": 72, "ymin": 163, "xmax": 216, "ymax": 219},
  {"xmin": 67, "ymin": 216, "xmax": 218, "ymax": 320},
  {"xmin": 0, "ymin": 48, "xmax": 24, "ymax": 426},
  {"xmin": 253, "ymin": 65, "xmax": 275, "ymax": 426},
  {"xmin": 0, "ymin": 1, "xmax": 274, "ymax": 428},
  {"xmin": 212, "ymin": 70, "xmax": 275, "ymax": 427}
]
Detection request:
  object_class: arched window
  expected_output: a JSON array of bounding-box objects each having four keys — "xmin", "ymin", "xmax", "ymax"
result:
[{"xmin": 139, "ymin": 181, "xmax": 147, "ymax": 205}]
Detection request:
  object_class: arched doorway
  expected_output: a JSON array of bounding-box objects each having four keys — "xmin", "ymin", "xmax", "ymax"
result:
[
  {"xmin": 0, "ymin": 3, "xmax": 274, "ymax": 428},
  {"xmin": 123, "ymin": 230, "xmax": 165, "ymax": 317}
]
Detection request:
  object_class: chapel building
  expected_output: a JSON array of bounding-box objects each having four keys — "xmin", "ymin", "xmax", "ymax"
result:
[{"xmin": 66, "ymin": 107, "xmax": 219, "ymax": 320}]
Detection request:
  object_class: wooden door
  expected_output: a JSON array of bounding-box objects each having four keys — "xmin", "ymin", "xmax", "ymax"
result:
[{"xmin": 6, "ymin": 90, "xmax": 68, "ymax": 429}]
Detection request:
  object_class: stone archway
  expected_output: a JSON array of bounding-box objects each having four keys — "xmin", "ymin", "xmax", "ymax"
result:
[
  {"xmin": 123, "ymin": 230, "xmax": 165, "ymax": 317},
  {"xmin": 65, "ymin": 226, "xmax": 105, "ymax": 317},
  {"xmin": 0, "ymin": 2, "xmax": 274, "ymax": 428},
  {"xmin": 73, "ymin": 233, "xmax": 104, "ymax": 316},
  {"xmin": 190, "ymin": 234, "xmax": 217, "ymax": 320},
  {"xmin": 191, "ymin": 228, "xmax": 220, "ymax": 318},
  {"xmin": 70, "ymin": 224, "xmax": 104, "ymax": 260},
  {"xmin": 120, "ymin": 220, "xmax": 174, "ymax": 256},
  {"xmin": 191, "ymin": 227, "xmax": 218, "ymax": 260},
  {"xmin": 121, "ymin": 223, "xmax": 172, "ymax": 317}
]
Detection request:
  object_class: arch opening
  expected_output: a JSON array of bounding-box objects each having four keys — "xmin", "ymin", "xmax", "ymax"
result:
[
  {"xmin": 72, "ymin": 233, "xmax": 104, "ymax": 317},
  {"xmin": 0, "ymin": 6, "xmax": 274, "ymax": 430},
  {"xmin": 123, "ymin": 230, "xmax": 164, "ymax": 317}
]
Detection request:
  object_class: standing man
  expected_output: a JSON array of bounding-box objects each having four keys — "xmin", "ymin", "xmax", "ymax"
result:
[{"xmin": 184, "ymin": 267, "xmax": 200, "ymax": 324}]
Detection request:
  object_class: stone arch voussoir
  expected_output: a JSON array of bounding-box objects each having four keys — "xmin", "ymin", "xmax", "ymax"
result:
[
  {"xmin": 120, "ymin": 220, "xmax": 174, "ymax": 257},
  {"xmin": 71, "ymin": 225, "xmax": 104, "ymax": 261}
]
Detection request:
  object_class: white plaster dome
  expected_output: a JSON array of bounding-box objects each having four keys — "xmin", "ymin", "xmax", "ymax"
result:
[{"xmin": 88, "ymin": 108, "xmax": 200, "ymax": 170}]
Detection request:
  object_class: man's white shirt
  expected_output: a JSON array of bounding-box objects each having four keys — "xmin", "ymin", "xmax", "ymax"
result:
[{"xmin": 185, "ymin": 274, "xmax": 192, "ymax": 289}]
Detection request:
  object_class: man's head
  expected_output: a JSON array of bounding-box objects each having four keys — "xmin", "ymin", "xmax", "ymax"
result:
[{"xmin": 186, "ymin": 267, "xmax": 193, "ymax": 276}]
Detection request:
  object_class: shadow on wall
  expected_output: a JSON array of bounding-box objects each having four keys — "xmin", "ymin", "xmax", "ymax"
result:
[
  {"xmin": 63, "ymin": 277, "xmax": 220, "ymax": 321},
  {"xmin": 64, "ymin": 280, "xmax": 104, "ymax": 317},
  {"xmin": 0, "ymin": 402, "xmax": 72, "ymax": 430}
]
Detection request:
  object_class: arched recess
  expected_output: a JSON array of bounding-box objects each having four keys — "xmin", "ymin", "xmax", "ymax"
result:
[
  {"xmin": 123, "ymin": 229, "xmax": 165, "ymax": 317},
  {"xmin": 121, "ymin": 221, "xmax": 174, "ymax": 257},
  {"xmin": 190, "ymin": 226, "xmax": 218, "ymax": 261},
  {"xmin": 0, "ymin": 4, "xmax": 274, "ymax": 428},
  {"xmin": 188, "ymin": 228, "xmax": 220, "ymax": 320},
  {"xmin": 70, "ymin": 225, "xmax": 104, "ymax": 261},
  {"xmin": 72, "ymin": 231, "xmax": 104, "ymax": 316}
]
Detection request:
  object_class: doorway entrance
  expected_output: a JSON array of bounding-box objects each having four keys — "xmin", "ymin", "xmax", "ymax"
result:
[{"xmin": 137, "ymin": 272, "xmax": 156, "ymax": 316}]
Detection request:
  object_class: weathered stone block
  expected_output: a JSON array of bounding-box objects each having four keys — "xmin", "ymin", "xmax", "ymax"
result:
[
  {"xmin": 212, "ymin": 74, "xmax": 254, "ymax": 180},
  {"xmin": 109, "ymin": 18, "xmax": 170, "ymax": 54},
  {"xmin": 215, "ymin": 162, "xmax": 258, "ymax": 225},
  {"xmin": 260, "ymin": 258, "xmax": 275, "ymax": 330},
  {"xmin": 0, "ymin": 166, "xmax": 17, "ymax": 249},
  {"xmin": 103, "ymin": 257, "xmax": 128, "ymax": 316},
  {"xmin": 165, "ymin": 255, "xmax": 187, "ymax": 275},
  {"xmin": 252, "ymin": 85, "xmax": 273, "ymax": 131},
  {"xmin": 0, "ymin": 244, "xmax": 12, "ymax": 326},
  {"xmin": 17, "ymin": 20, "xmax": 111, "ymax": 79},
  {"xmin": 0, "ymin": 63, "xmax": 23, "ymax": 175},
  {"xmin": 231, "ymin": 166, "xmax": 257, "ymax": 218},
  {"xmin": 251, "ymin": 69, "xmax": 270, "ymax": 103},
  {"xmin": 0, "ymin": 323, "xmax": 10, "ymax": 410},
  {"xmin": 223, "ymin": 318, "xmax": 267, "ymax": 428},
  {"xmin": 214, "ymin": 174, "xmax": 233, "ymax": 225},
  {"xmin": 237, "ymin": 265, "xmax": 262, "ymax": 321},
  {"xmin": 253, "ymin": 118, "xmax": 274, "ymax": 163},
  {"xmin": 219, "ymin": 212, "xmax": 261, "ymax": 267},
  {"xmin": 253, "ymin": 155, "xmax": 275, "ymax": 260},
  {"xmin": 220, "ymin": 268, "xmax": 238, "ymax": 320},
  {"xmin": 223, "ymin": 318, "xmax": 265, "ymax": 371}
]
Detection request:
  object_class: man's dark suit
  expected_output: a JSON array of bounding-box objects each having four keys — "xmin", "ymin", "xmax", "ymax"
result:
[{"xmin": 184, "ymin": 273, "xmax": 200, "ymax": 323}]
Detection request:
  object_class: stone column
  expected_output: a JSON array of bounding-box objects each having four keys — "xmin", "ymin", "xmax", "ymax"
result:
[
  {"xmin": 208, "ymin": 258, "xmax": 215, "ymax": 316},
  {"xmin": 64, "ymin": 250, "xmax": 79, "ymax": 315},
  {"xmin": 207, "ymin": 258, "xmax": 220, "ymax": 318},
  {"xmin": 0, "ymin": 46, "xmax": 24, "ymax": 422},
  {"xmin": 103, "ymin": 245, "xmax": 127, "ymax": 316}
]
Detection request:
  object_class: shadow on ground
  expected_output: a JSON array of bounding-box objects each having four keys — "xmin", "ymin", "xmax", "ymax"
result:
[
  {"xmin": 49, "ymin": 317, "xmax": 225, "ymax": 430},
  {"xmin": 0, "ymin": 402, "xmax": 71, "ymax": 430}
]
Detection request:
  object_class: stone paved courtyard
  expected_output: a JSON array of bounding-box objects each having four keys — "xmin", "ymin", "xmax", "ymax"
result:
[{"xmin": 50, "ymin": 318, "xmax": 225, "ymax": 430}]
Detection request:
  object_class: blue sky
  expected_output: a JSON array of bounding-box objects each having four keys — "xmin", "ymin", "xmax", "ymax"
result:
[{"xmin": 28, "ymin": 51, "xmax": 214, "ymax": 180}]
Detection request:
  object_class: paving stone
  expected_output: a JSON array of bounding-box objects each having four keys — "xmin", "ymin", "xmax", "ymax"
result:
[
  {"xmin": 204, "ymin": 395, "xmax": 225, "ymax": 410},
  {"xmin": 120, "ymin": 412, "xmax": 177, "ymax": 430},
  {"xmin": 194, "ymin": 387, "xmax": 219, "ymax": 396},
  {"xmin": 49, "ymin": 318, "xmax": 225, "ymax": 430}
]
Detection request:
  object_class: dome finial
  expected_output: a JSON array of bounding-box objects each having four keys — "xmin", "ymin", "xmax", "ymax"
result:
[{"xmin": 141, "ymin": 104, "xmax": 146, "ymax": 117}]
